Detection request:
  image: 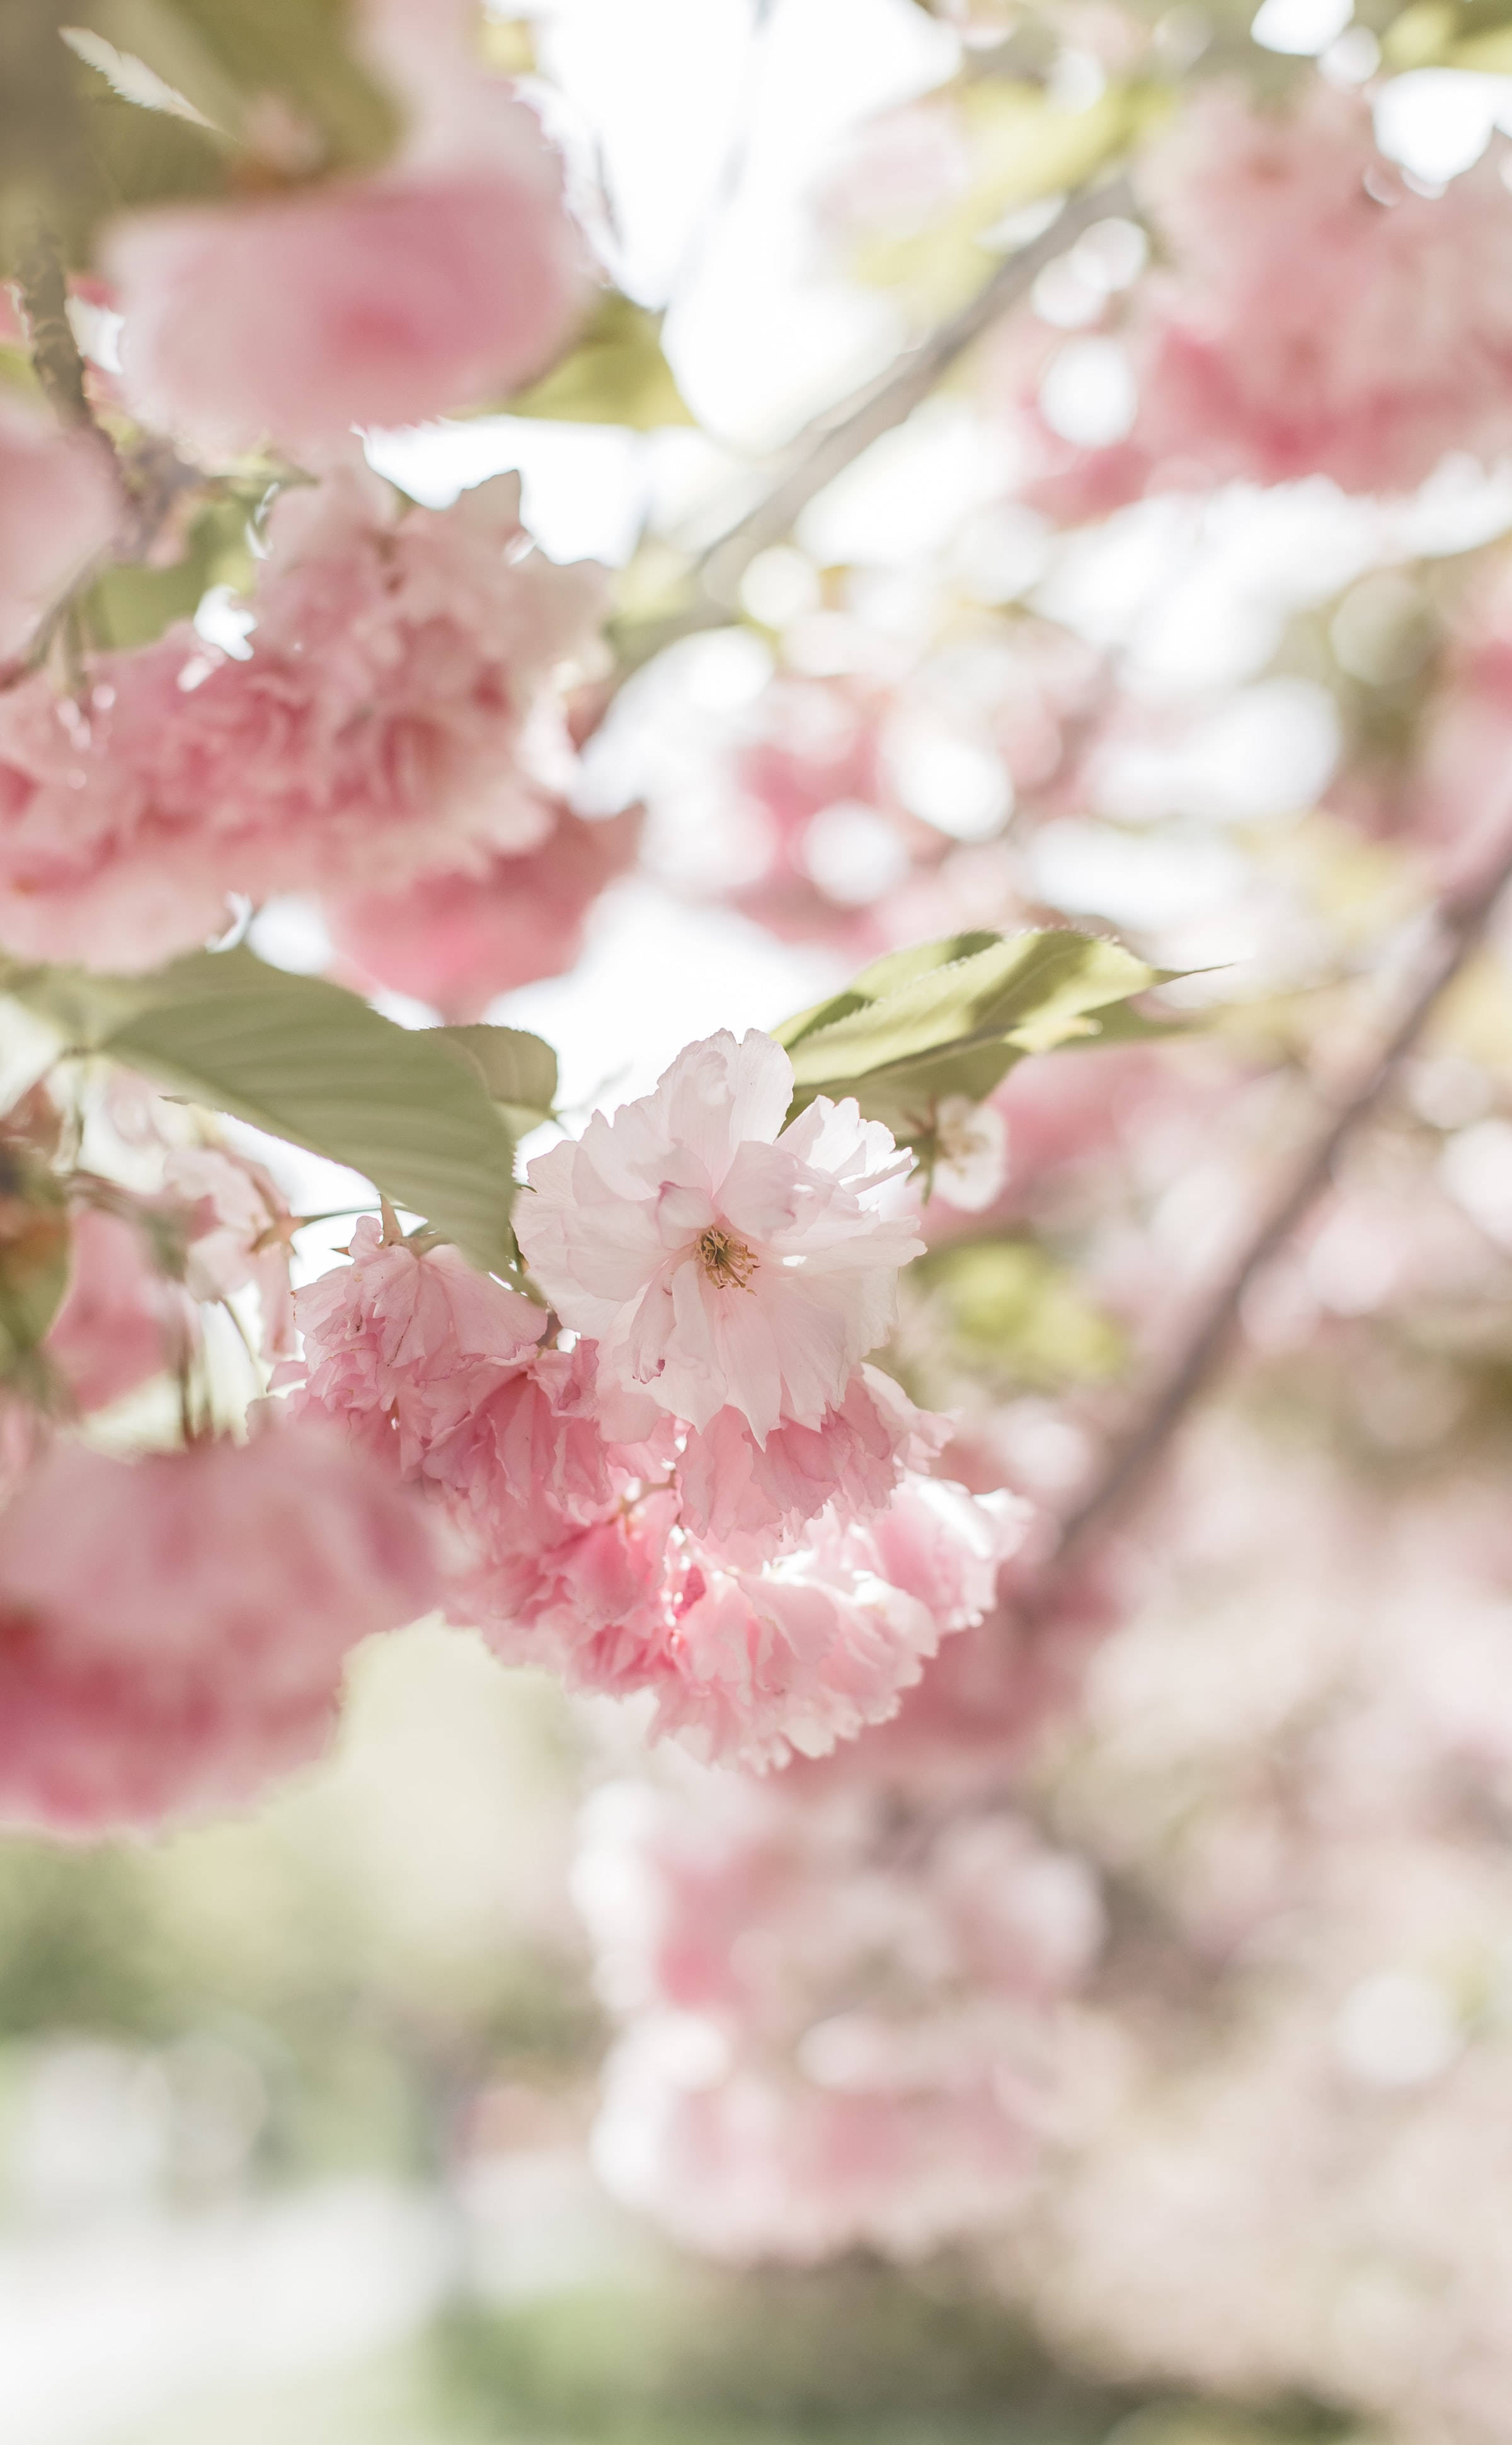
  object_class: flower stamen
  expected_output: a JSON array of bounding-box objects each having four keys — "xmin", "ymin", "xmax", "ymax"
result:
[{"xmin": 697, "ymin": 1227, "xmax": 757, "ymax": 1290}]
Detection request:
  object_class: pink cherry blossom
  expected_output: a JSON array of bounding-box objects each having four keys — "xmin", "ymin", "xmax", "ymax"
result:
[
  {"xmin": 602, "ymin": 1469, "xmax": 1026, "ymax": 1772},
  {"xmin": 165, "ymin": 1144, "xmax": 299, "ymax": 1359},
  {"xmin": 576, "ymin": 1773, "xmax": 1102, "ymax": 2259},
  {"xmin": 0, "ymin": 467, "xmax": 605, "ymax": 968},
  {"xmin": 286, "ymin": 1217, "xmax": 663, "ymax": 1669},
  {"xmin": 42, "ymin": 1203, "xmax": 195, "ymax": 1414},
  {"xmin": 106, "ymin": 76, "xmax": 587, "ymax": 453},
  {"xmin": 675, "ymin": 1364, "xmax": 944, "ymax": 1560},
  {"xmin": 285, "ymin": 1213, "xmax": 547, "ymax": 1470},
  {"xmin": 0, "ymin": 1421, "xmax": 439, "ymax": 1833},
  {"xmin": 1009, "ymin": 81, "xmax": 1512, "ymax": 510},
  {"xmin": 288, "ymin": 1210, "xmax": 1002, "ymax": 1765},
  {"xmin": 326, "ymin": 802, "xmax": 642, "ymax": 1018},
  {"xmin": 517, "ymin": 1030, "xmax": 924, "ymax": 1441},
  {"xmin": 0, "ymin": 397, "xmax": 120, "ymax": 663}
]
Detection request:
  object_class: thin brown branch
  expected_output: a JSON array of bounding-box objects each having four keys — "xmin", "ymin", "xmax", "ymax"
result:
[
  {"xmin": 1040, "ymin": 816, "xmax": 1512, "ymax": 1586},
  {"xmin": 16, "ymin": 220, "xmax": 120, "ymax": 481},
  {"xmin": 614, "ymin": 171, "xmax": 1133, "ymax": 677}
]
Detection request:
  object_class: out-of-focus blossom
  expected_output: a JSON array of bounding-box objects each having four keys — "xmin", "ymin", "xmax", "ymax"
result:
[
  {"xmin": 577, "ymin": 1772, "xmax": 1102, "ymax": 2258},
  {"xmin": 1013, "ymin": 83, "xmax": 1512, "ymax": 507},
  {"xmin": 0, "ymin": 467, "xmax": 605, "ymax": 968},
  {"xmin": 107, "ymin": 42, "xmax": 587, "ymax": 455},
  {"xmin": 0, "ymin": 1421, "xmax": 439, "ymax": 1833},
  {"xmin": 930, "ymin": 1094, "xmax": 1009, "ymax": 1211},
  {"xmin": 42, "ymin": 1203, "xmax": 195, "ymax": 1413},
  {"xmin": 0, "ymin": 398, "xmax": 119, "ymax": 663},
  {"xmin": 166, "ymin": 1144, "xmax": 299, "ymax": 1358},
  {"xmin": 326, "ymin": 801, "xmax": 641, "ymax": 1017},
  {"xmin": 517, "ymin": 1030, "xmax": 924, "ymax": 1440}
]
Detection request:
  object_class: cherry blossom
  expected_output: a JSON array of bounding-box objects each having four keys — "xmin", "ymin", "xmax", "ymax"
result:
[
  {"xmin": 0, "ymin": 1421, "xmax": 439, "ymax": 1833},
  {"xmin": 929, "ymin": 1094, "xmax": 1009, "ymax": 1211},
  {"xmin": 106, "ymin": 37, "xmax": 587, "ymax": 455},
  {"xmin": 0, "ymin": 466, "xmax": 605, "ymax": 968},
  {"xmin": 42, "ymin": 1203, "xmax": 195, "ymax": 1414},
  {"xmin": 1010, "ymin": 81, "xmax": 1512, "ymax": 508},
  {"xmin": 516, "ymin": 1030, "xmax": 924, "ymax": 1440},
  {"xmin": 166, "ymin": 1144, "xmax": 299, "ymax": 1360},
  {"xmin": 0, "ymin": 397, "xmax": 120, "ymax": 663},
  {"xmin": 326, "ymin": 802, "xmax": 642, "ymax": 1017},
  {"xmin": 576, "ymin": 1772, "xmax": 1102, "ymax": 2259}
]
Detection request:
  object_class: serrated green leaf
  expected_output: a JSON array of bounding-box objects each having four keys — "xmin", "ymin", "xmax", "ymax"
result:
[
  {"xmin": 496, "ymin": 292, "xmax": 694, "ymax": 431},
  {"xmin": 0, "ymin": 948, "xmax": 517, "ymax": 1273},
  {"xmin": 77, "ymin": 495, "xmax": 255, "ymax": 651},
  {"xmin": 436, "ymin": 1024, "xmax": 558, "ymax": 1131},
  {"xmin": 79, "ymin": 0, "xmax": 401, "ymax": 174},
  {"xmin": 776, "ymin": 932, "xmax": 1002, "ymax": 1056},
  {"xmin": 776, "ymin": 929, "xmax": 1170, "ymax": 1142}
]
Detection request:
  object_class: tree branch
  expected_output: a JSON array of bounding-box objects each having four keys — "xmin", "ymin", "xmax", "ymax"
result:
[
  {"xmin": 16, "ymin": 221, "xmax": 119, "ymax": 478},
  {"xmin": 614, "ymin": 172, "xmax": 1133, "ymax": 675},
  {"xmin": 1039, "ymin": 817, "xmax": 1512, "ymax": 1588}
]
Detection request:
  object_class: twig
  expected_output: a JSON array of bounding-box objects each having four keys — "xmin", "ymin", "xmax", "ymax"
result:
[
  {"xmin": 616, "ymin": 172, "xmax": 1133, "ymax": 675},
  {"xmin": 16, "ymin": 221, "xmax": 122, "ymax": 488},
  {"xmin": 1040, "ymin": 816, "xmax": 1512, "ymax": 1586}
]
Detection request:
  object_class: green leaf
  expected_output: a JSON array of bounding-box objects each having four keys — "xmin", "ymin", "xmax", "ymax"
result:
[
  {"xmin": 0, "ymin": 0, "xmax": 404, "ymax": 272},
  {"xmin": 774, "ymin": 929, "xmax": 1171, "ymax": 1143},
  {"xmin": 436, "ymin": 1024, "xmax": 558, "ymax": 1136},
  {"xmin": 496, "ymin": 293, "xmax": 695, "ymax": 430},
  {"xmin": 0, "ymin": 947, "xmax": 518, "ymax": 1274},
  {"xmin": 79, "ymin": 0, "xmax": 401, "ymax": 175},
  {"xmin": 77, "ymin": 495, "xmax": 255, "ymax": 652}
]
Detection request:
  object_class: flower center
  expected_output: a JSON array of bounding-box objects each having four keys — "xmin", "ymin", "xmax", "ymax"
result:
[
  {"xmin": 696, "ymin": 1226, "xmax": 758, "ymax": 1290},
  {"xmin": 939, "ymin": 1111, "xmax": 988, "ymax": 1164}
]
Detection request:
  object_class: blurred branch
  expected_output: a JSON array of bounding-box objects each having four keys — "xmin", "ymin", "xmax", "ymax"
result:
[
  {"xmin": 615, "ymin": 171, "xmax": 1133, "ymax": 676},
  {"xmin": 16, "ymin": 221, "xmax": 117, "ymax": 462},
  {"xmin": 1038, "ymin": 817, "xmax": 1512, "ymax": 1588}
]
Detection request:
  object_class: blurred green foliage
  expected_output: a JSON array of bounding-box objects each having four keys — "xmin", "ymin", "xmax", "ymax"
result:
[{"xmin": 915, "ymin": 1236, "xmax": 1125, "ymax": 1388}]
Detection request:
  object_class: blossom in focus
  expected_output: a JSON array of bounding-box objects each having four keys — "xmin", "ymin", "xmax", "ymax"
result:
[
  {"xmin": 284, "ymin": 1213, "xmax": 547, "ymax": 1470},
  {"xmin": 517, "ymin": 1030, "xmax": 924, "ymax": 1440},
  {"xmin": 327, "ymin": 803, "xmax": 642, "ymax": 1018},
  {"xmin": 287, "ymin": 1213, "xmax": 1003, "ymax": 1770},
  {"xmin": 0, "ymin": 398, "xmax": 119, "ymax": 663},
  {"xmin": 285, "ymin": 1217, "xmax": 648, "ymax": 1659},
  {"xmin": 674, "ymin": 1364, "xmax": 944, "ymax": 1560},
  {"xmin": 0, "ymin": 1422, "xmax": 440, "ymax": 1833},
  {"xmin": 638, "ymin": 1472, "xmax": 1024, "ymax": 1770},
  {"xmin": 42, "ymin": 1203, "xmax": 195, "ymax": 1413},
  {"xmin": 106, "ymin": 72, "xmax": 587, "ymax": 452},
  {"xmin": 0, "ymin": 467, "xmax": 605, "ymax": 968}
]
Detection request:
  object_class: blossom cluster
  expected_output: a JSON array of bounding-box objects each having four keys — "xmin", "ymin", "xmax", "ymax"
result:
[
  {"xmin": 575, "ymin": 1766, "xmax": 1103, "ymax": 2262},
  {"xmin": 0, "ymin": 464, "xmax": 607, "ymax": 974},
  {"xmin": 287, "ymin": 1028, "xmax": 1024, "ymax": 1770}
]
